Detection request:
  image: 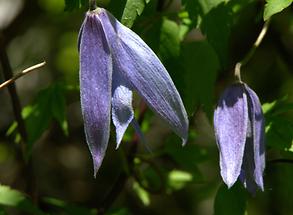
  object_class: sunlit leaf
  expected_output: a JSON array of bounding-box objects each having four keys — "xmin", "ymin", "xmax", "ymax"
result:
[
  {"xmin": 132, "ymin": 182, "xmax": 150, "ymax": 206},
  {"xmin": 167, "ymin": 170, "xmax": 193, "ymax": 191},
  {"xmin": 198, "ymin": 0, "xmax": 228, "ymax": 14},
  {"xmin": 181, "ymin": 0, "xmax": 200, "ymax": 27},
  {"xmin": 121, "ymin": 0, "xmax": 150, "ymax": 27},
  {"xmin": 159, "ymin": 18, "xmax": 181, "ymax": 59},
  {"xmin": 262, "ymin": 100, "xmax": 277, "ymax": 114},
  {"xmin": 0, "ymin": 185, "xmax": 46, "ymax": 215},
  {"xmin": 264, "ymin": 0, "xmax": 293, "ymax": 21}
]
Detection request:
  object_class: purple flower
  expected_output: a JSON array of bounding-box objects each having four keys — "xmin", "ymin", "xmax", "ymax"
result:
[
  {"xmin": 213, "ymin": 83, "xmax": 265, "ymax": 193},
  {"xmin": 78, "ymin": 8, "xmax": 189, "ymax": 175}
]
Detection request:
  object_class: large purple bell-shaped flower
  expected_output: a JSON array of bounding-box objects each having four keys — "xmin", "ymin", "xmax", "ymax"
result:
[{"xmin": 78, "ymin": 8, "xmax": 189, "ymax": 175}]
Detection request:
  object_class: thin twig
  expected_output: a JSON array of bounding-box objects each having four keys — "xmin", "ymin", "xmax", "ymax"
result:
[
  {"xmin": 234, "ymin": 19, "xmax": 271, "ymax": 81},
  {"xmin": 269, "ymin": 158, "xmax": 293, "ymax": 165},
  {"xmin": 0, "ymin": 61, "xmax": 46, "ymax": 90}
]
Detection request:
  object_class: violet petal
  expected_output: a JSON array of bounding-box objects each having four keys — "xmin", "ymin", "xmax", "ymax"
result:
[
  {"xmin": 98, "ymin": 9, "xmax": 189, "ymax": 144},
  {"xmin": 112, "ymin": 70, "xmax": 134, "ymax": 148},
  {"xmin": 79, "ymin": 13, "xmax": 112, "ymax": 176},
  {"xmin": 77, "ymin": 23, "xmax": 84, "ymax": 52},
  {"xmin": 245, "ymin": 84, "xmax": 265, "ymax": 190},
  {"xmin": 214, "ymin": 84, "xmax": 248, "ymax": 187}
]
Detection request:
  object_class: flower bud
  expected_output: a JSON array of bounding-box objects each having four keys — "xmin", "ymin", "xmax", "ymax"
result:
[{"xmin": 214, "ymin": 83, "xmax": 265, "ymax": 193}]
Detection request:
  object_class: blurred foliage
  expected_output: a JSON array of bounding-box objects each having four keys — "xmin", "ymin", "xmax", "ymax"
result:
[
  {"xmin": 214, "ymin": 182, "xmax": 247, "ymax": 215},
  {"xmin": 0, "ymin": 185, "xmax": 46, "ymax": 215},
  {"xmin": 264, "ymin": 0, "xmax": 293, "ymax": 21},
  {"xmin": 64, "ymin": 0, "xmax": 87, "ymax": 11},
  {"xmin": 121, "ymin": 0, "xmax": 151, "ymax": 27},
  {"xmin": 6, "ymin": 83, "xmax": 68, "ymax": 156},
  {"xmin": 0, "ymin": 0, "xmax": 292, "ymax": 214},
  {"xmin": 263, "ymin": 97, "xmax": 293, "ymax": 151}
]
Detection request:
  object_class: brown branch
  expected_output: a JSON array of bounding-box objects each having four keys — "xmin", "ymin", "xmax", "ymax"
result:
[
  {"xmin": 0, "ymin": 38, "xmax": 39, "ymax": 205},
  {"xmin": 0, "ymin": 46, "xmax": 27, "ymax": 145},
  {"xmin": 0, "ymin": 61, "xmax": 46, "ymax": 90},
  {"xmin": 234, "ymin": 19, "xmax": 271, "ymax": 82}
]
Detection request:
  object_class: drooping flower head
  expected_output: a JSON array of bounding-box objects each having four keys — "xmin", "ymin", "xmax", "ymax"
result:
[
  {"xmin": 78, "ymin": 8, "xmax": 189, "ymax": 175},
  {"xmin": 213, "ymin": 83, "xmax": 265, "ymax": 193}
]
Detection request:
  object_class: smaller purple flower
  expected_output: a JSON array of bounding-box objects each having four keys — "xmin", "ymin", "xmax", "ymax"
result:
[
  {"xmin": 78, "ymin": 8, "xmax": 189, "ymax": 175},
  {"xmin": 214, "ymin": 83, "xmax": 265, "ymax": 193}
]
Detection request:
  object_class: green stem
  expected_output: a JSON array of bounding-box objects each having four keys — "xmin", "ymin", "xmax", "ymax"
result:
[
  {"xmin": 89, "ymin": 0, "xmax": 97, "ymax": 11},
  {"xmin": 234, "ymin": 19, "xmax": 271, "ymax": 81}
]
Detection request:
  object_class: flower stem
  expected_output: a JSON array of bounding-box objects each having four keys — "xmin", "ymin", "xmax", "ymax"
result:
[
  {"xmin": 234, "ymin": 19, "xmax": 271, "ymax": 81},
  {"xmin": 89, "ymin": 0, "xmax": 97, "ymax": 11}
]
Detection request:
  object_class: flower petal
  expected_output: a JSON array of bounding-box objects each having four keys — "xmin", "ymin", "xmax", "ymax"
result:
[
  {"xmin": 79, "ymin": 12, "xmax": 112, "ymax": 176},
  {"xmin": 245, "ymin": 84, "xmax": 265, "ymax": 190},
  {"xmin": 214, "ymin": 83, "xmax": 248, "ymax": 188},
  {"xmin": 112, "ymin": 70, "xmax": 134, "ymax": 148},
  {"xmin": 240, "ymin": 136, "xmax": 258, "ymax": 194},
  {"xmin": 97, "ymin": 9, "xmax": 189, "ymax": 144},
  {"xmin": 77, "ymin": 20, "xmax": 85, "ymax": 52}
]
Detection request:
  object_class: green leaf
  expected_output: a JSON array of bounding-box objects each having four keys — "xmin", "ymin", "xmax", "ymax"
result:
[
  {"xmin": 159, "ymin": 18, "xmax": 181, "ymax": 59},
  {"xmin": 264, "ymin": 0, "xmax": 293, "ymax": 21},
  {"xmin": 198, "ymin": 0, "xmax": 228, "ymax": 14},
  {"xmin": 262, "ymin": 100, "xmax": 277, "ymax": 114},
  {"xmin": 121, "ymin": 0, "xmax": 150, "ymax": 28},
  {"xmin": 0, "ymin": 186, "xmax": 24, "ymax": 207},
  {"xmin": 0, "ymin": 185, "xmax": 46, "ymax": 215},
  {"xmin": 7, "ymin": 83, "xmax": 68, "ymax": 155},
  {"xmin": 181, "ymin": 41, "xmax": 219, "ymax": 116},
  {"xmin": 200, "ymin": 2, "xmax": 232, "ymax": 67},
  {"xmin": 197, "ymin": 0, "xmax": 253, "ymax": 67},
  {"xmin": 50, "ymin": 84, "xmax": 69, "ymax": 136},
  {"xmin": 264, "ymin": 97, "xmax": 293, "ymax": 151},
  {"xmin": 167, "ymin": 170, "xmax": 193, "ymax": 191},
  {"xmin": 182, "ymin": 0, "xmax": 201, "ymax": 27},
  {"xmin": 214, "ymin": 183, "xmax": 247, "ymax": 215},
  {"xmin": 263, "ymin": 96, "xmax": 293, "ymax": 116},
  {"xmin": 43, "ymin": 197, "xmax": 97, "ymax": 215},
  {"xmin": 132, "ymin": 182, "xmax": 150, "ymax": 206},
  {"xmin": 157, "ymin": 18, "xmax": 185, "ymax": 100},
  {"xmin": 266, "ymin": 117, "xmax": 293, "ymax": 151}
]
